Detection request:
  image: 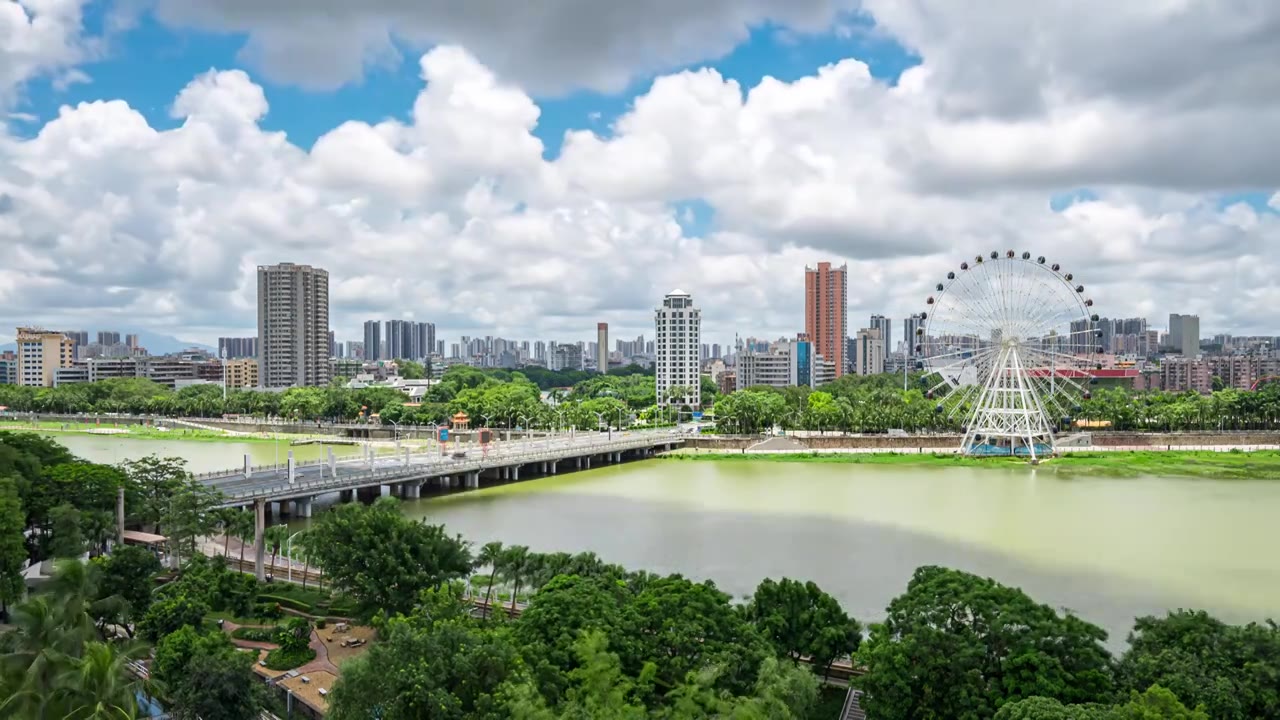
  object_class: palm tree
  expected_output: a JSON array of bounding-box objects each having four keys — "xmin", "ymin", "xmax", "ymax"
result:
[
  {"xmin": 0, "ymin": 560, "xmax": 143, "ymax": 719},
  {"xmin": 233, "ymin": 510, "xmax": 255, "ymax": 570},
  {"xmin": 55, "ymin": 640, "xmax": 145, "ymax": 720},
  {"xmin": 265, "ymin": 525, "xmax": 289, "ymax": 577},
  {"xmin": 476, "ymin": 541, "xmax": 503, "ymax": 618},
  {"xmin": 500, "ymin": 545, "xmax": 530, "ymax": 616}
]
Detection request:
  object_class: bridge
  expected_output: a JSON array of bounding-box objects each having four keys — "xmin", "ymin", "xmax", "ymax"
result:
[{"xmin": 198, "ymin": 430, "xmax": 687, "ymax": 581}]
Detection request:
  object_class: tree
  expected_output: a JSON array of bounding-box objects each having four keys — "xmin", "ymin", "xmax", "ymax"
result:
[
  {"xmin": 858, "ymin": 566, "xmax": 1114, "ymax": 720},
  {"xmin": 611, "ymin": 575, "xmax": 772, "ymax": 698},
  {"xmin": 81, "ymin": 509, "xmax": 115, "ymax": 558},
  {"xmin": 265, "ymin": 523, "xmax": 289, "ymax": 575},
  {"xmin": 993, "ymin": 685, "xmax": 1209, "ymax": 720},
  {"xmin": 477, "ymin": 540, "xmax": 504, "ymax": 618},
  {"xmin": 329, "ymin": 614, "xmax": 521, "ymax": 720},
  {"xmin": 92, "ymin": 544, "xmax": 162, "ymax": 619},
  {"xmin": 159, "ymin": 478, "xmax": 222, "ymax": 568},
  {"xmin": 303, "ymin": 498, "xmax": 472, "ymax": 618},
  {"xmin": 399, "ymin": 360, "xmax": 426, "ymax": 379},
  {"xmin": 1114, "ymin": 610, "xmax": 1280, "ymax": 720},
  {"xmin": 138, "ymin": 593, "xmax": 208, "ymax": 642},
  {"xmin": 0, "ymin": 560, "xmax": 146, "ymax": 719},
  {"xmin": 0, "ymin": 477, "xmax": 26, "ymax": 621},
  {"xmin": 163, "ymin": 632, "xmax": 263, "ymax": 720},
  {"xmin": 49, "ymin": 503, "xmax": 85, "ymax": 558},
  {"xmin": 119, "ymin": 455, "xmax": 189, "ymax": 532},
  {"xmin": 744, "ymin": 577, "xmax": 861, "ymax": 678},
  {"xmin": 501, "ymin": 544, "xmax": 531, "ymax": 614}
]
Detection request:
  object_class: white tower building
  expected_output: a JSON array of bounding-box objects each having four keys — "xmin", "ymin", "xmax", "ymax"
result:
[{"xmin": 655, "ymin": 290, "xmax": 701, "ymax": 408}]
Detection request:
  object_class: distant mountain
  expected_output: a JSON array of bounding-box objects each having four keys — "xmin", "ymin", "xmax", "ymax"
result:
[{"xmin": 0, "ymin": 329, "xmax": 217, "ymax": 356}]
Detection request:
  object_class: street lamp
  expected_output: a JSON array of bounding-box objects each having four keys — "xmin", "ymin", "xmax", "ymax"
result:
[
  {"xmin": 387, "ymin": 418, "xmax": 401, "ymax": 448},
  {"xmin": 286, "ymin": 529, "xmax": 305, "ymax": 584}
]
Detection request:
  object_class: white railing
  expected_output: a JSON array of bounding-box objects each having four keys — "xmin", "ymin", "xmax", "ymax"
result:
[{"xmin": 214, "ymin": 433, "xmax": 682, "ymax": 504}]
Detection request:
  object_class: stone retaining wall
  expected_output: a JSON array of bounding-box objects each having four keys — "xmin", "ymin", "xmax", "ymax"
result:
[{"xmin": 684, "ymin": 431, "xmax": 1280, "ymax": 451}]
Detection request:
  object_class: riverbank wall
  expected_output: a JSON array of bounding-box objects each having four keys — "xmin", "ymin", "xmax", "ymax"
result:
[{"xmin": 683, "ymin": 431, "xmax": 1280, "ymax": 451}]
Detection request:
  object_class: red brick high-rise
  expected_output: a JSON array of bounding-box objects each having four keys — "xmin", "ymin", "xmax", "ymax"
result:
[{"xmin": 805, "ymin": 262, "xmax": 848, "ymax": 377}]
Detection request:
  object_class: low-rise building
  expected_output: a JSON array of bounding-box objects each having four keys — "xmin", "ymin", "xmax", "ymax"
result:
[
  {"xmin": 16, "ymin": 327, "xmax": 75, "ymax": 387},
  {"xmin": 224, "ymin": 359, "xmax": 259, "ymax": 389},
  {"xmin": 716, "ymin": 370, "xmax": 737, "ymax": 395},
  {"xmin": 738, "ymin": 339, "xmax": 822, "ymax": 389}
]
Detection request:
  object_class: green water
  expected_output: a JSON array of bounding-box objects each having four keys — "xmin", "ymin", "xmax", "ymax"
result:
[
  {"xmin": 56, "ymin": 434, "xmax": 1280, "ymax": 641},
  {"xmin": 398, "ymin": 461, "xmax": 1280, "ymax": 641},
  {"xmin": 51, "ymin": 433, "xmax": 361, "ymax": 471}
]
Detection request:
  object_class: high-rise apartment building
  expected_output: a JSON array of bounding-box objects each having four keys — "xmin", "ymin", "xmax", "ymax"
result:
[
  {"xmin": 854, "ymin": 328, "xmax": 885, "ymax": 376},
  {"xmin": 870, "ymin": 315, "xmax": 891, "ymax": 359},
  {"xmin": 345, "ymin": 340, "xmax": 364, "ymax": 359},
  {"xmin": 16, "ymin": 327, "xmax": 75, "ymax": 387},
  {"xmin": 60, "ymin": 330, "xmax": 89, "ymax": 349},
  {"xmin": 362, "ymin": 321, "xmax": 382, "ymax": 361},
  {"xmin": 597, "ymin": 323, "xmax": 609, "ymax": 374},
  {"xmin": 1168, "ymin": 313, "xmax": 1200, "ymax": 357},
  {"xmin": 655, "ymin": 290, "xmax": 701, "ymax": 408},
  {"xmin": 125, "ymin": 334, "xmax": 139, "ymax": 350},
  {"xmin": 218, "ymin": 337, "xmax": 257, "ymax": 359},
  {"xmin": 805, "ymin": 262, "xmax": 848, "ymax": 377},
  {"xmin": 96, "ymin": 330, "xmax": 121, "ymax": 346},
  {"xmin": 256, "ymin": 262, "xmax": 330, "ymax": 388},
  {"xmin": 903, "ymin": 316, "xmax": 922, "ymax": 357}
]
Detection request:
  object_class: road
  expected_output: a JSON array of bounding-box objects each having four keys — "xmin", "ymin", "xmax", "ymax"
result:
[{"xmin": 199, "ymin": 430, "xmax": 684, "ymax": 504}]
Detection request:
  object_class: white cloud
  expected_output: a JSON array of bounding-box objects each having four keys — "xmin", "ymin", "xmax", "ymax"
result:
[
  {"xmin": 2, "ymin": 3, "xmax": 1279, "ymax": 347},
  {"xmin": 0, "ymin": 0, "xmax": 96, "ymax": 107},
  {"xmin": 144, "ymin": 0, "xmax": 855, "ymax": 94}
]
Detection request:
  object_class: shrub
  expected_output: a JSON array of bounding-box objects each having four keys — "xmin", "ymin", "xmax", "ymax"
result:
[
  {"xmin": 315, "ymin": 619, "xmax": 327, "ymax": 629},
  {"xmin": 258, "ymin": 593, "xmax": 312, "ymax": 612},
  {"xmin": 231, "ymin": 626, "xmax": 278, "ymax": 642},
  {"xmin": 264, "ymin": 646, "xmax": 316, "ymax": 671},
  {"xmin": 254, "ymin": 602, "xmax": 284, "ymax": 620}
]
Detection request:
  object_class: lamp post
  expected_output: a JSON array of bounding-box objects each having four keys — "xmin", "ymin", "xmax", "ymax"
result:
[
  {"xmin": 286, "ymin": 529, "xmax": 305, "ymax": 584},
  {"xmin": 387, "ymin": 418, "xmax": 400, "ymax": 448}
]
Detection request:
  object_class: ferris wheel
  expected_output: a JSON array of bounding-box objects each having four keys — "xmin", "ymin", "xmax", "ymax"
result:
[{"xmin": 913, "ymin": 250, "xmax": 1104, "ymax": 459}]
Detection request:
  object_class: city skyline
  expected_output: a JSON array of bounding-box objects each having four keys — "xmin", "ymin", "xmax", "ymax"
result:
[{"xmin": 2, "ymin": 5, "xmax": 1277, "ymax": 347}]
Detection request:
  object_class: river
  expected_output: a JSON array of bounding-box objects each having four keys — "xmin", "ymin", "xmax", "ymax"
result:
[
  {"xmin": 54, "ymin": 434, "xmax": 1280, "ymax": 643},
  {"xmin": 51, "ymin": 433, "xmax": 362, "ymax": 469}
]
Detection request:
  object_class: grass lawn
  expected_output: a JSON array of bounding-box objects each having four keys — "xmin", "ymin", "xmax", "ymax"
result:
[
  {"xmin": 0, "ymin": 418, "xmax": 362, "ymax": 445},
  {"xmin": 662, "ymin": 449, "xmax": 1280, "ymax": 479}
]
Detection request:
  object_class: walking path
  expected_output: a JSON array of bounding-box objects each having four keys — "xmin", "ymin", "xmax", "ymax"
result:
[{"xmin": 222, "ymin": 620, "xmax": 338, "ymax": 675}]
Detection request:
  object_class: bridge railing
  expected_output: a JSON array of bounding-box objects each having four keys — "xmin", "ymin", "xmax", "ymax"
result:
[
  {"xmin": 201, "ymin": 431, "xmax": 681, "ymax": 479},
  {"xmin": 216, "ymin": 433, "xmax": 683, "ymax": 504}
]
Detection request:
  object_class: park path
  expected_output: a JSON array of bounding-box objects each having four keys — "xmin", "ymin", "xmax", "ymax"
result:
[{"xmin": 221, "ymin": 620, "xmax": 277, "ymax": 651}]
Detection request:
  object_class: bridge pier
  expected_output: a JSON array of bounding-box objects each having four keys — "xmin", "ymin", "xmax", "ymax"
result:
[
  {"xmin": 295, "ymin": 496, "xmax": 313, "ymax": 518},
  {"xmin": 511, "ymin": 465, "xmax": 520, "ymax": 481},
  {"xmin": 253, "ymin": 498, "xmax": 266, "ymax": 582},
  {"xmin": 550, "ymin": 461, "xmax": 557, "ymax": 474},
  {"xmin": 466, "ymin": 471, "xmax": 480, "ymax": 488},
  {"xmin": 339, "ymin": 489, "xmax": 354, "ymax": 503},
  {"xmin": 357, "ymin": 486, "xmax": 380, "ymax": 503},
  {"xmin": 402, "ymin": 482, "xmax": 421, "ymax": 499}
]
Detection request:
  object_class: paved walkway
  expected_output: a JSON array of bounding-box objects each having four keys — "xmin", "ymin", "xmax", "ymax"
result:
[{"xmin": 222, "ymin": 619, "xmax": 338, "ymax": 676}]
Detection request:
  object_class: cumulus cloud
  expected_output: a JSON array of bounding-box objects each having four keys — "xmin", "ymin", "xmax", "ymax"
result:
[
  {"xmin": 1, "ymin": 4, "xmax": 1279, "ymax": 347},
  {"xmin": 0, "ymin": 0, "xmax": 97, "ymax": 107},
  {"xmin": 143, "ymin": 0, "xmax": 856, "ymax": 94}
]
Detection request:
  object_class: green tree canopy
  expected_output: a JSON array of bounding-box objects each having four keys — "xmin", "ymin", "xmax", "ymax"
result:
[
  {"xmin": 304, "ymin": 497, "xmax": 472, "ymax": 618},
  {"xmin": 858, "ymin": 566, "xmax": 1114, "ymax": 720}
]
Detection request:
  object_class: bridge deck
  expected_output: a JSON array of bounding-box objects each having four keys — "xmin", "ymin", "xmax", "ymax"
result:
[{"xmin": 199, "ymin": 431, "xmax": 685, "ymax": 505}]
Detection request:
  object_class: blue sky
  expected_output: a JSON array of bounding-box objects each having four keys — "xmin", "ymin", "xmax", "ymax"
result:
[{"xmin": 12, "ymin": 4, "xmax": 918, "ymax": 157}]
